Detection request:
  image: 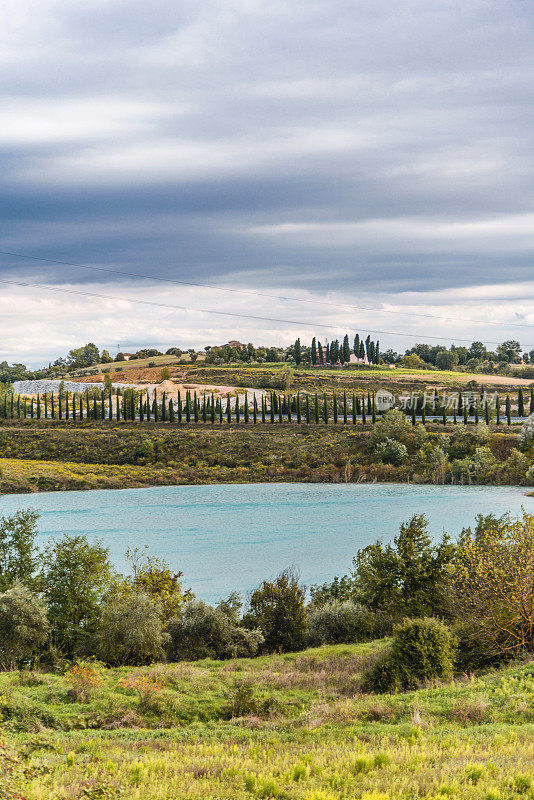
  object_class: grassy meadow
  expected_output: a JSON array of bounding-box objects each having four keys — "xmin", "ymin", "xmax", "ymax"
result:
[{"xmin": 2, "ymin": 642, "xmax": 534, "ymax": 800}]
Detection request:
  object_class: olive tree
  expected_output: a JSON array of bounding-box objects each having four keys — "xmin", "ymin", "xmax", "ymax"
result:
[{"xmin": 0, "ymin": 585, "xmax": 49, "ymax": 667}]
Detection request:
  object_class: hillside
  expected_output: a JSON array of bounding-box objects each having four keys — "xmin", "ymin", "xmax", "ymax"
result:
[{"xmin": 3, "ymin": 642, "xmax": 534, "ymax": 799}]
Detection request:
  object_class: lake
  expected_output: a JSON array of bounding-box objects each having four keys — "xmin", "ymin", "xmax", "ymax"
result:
[{"xmin": 0, "ymin": 483, "xmax": 530, "ymax": 603}]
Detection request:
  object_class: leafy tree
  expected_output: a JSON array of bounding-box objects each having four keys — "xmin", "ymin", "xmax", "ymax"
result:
[
  {"xmin": 39, "ymin": 534, "xmax": 116, "ymax": 656},
  {"xmin": 126, "ymin": 547, "xmax": 192, "ymax": 624},
  {"xmin": 400, "ymin": 353, "xmax": 427, "ymax": 369},
  {"xmin": 244, "ymin": 570, "xmax": 308, "ymax": 652},
  {"xmin": 68, "ymin": 343, "xmax": 100, "ymax": 369},
  {"xmin": 447, "ymin": 511, "xmax": 534, "ymax": 658},
  {"xmin": 0, "ymin": 510, "xmax": 39, "ymax": 592},
  {"xmin": 0, "ymin": 585, "xmax": 49, "ymax": 667},
  {"xmin": 92, "ymin": 593, "xmax": 168, "ymax": 666},
  {"xmin": 307, "ymin": 600, "xmax": 376, "ymax": 646},
  {"xmin": 100, "ymin": 349, "xmax": 113, "ymax": 363},
  {"xmin": 497, "ymin": 340, "xmax": 522, "ymax": 363},
  {"xmin": 375, "ymin": 437, "xmax": 408, "ymax": 465},
  {"xmin": 167, "ymin": 599, "xmax": 263, "ymax": 661},
  {"xmin": 352, "ymin": 515, "xmax": 455, "ymax": 618},
  {"xmin": 435, "ymin": 350, "xmax": 459, "ymax": 371},
  {"xmin": 468, "ymin": 341, "xmax": 487, "ymax": 360},
  {"xmin": 161, "ymin": 366, "xmax": 171, "ymax": 380}
]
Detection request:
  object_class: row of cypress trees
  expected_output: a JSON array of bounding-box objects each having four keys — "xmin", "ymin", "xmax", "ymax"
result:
[
  {"xmin": 0, "ymin": 387, "xmax": 531, "ymax": 425},
  {"xmin": 310, "ymin": 333, "xmax": 380, "ymax": 366}
]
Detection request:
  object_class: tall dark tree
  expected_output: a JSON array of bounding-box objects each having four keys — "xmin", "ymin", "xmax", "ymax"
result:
[
  {"xmin": 359, "ymin": 342, "xmax": 365, "ymax": 359},
  {"xmin": 294, "ymin": 338, "xmax": 302, "ymax": 365},
  {"xmin": 317, "ymin": 341, "xmax": 324, "ymax": 365},
  {"xmin": 354, "ymin": 334, "xmax": 360, "ymax": 356},
  {"xmin": 369, "ymin": 341, "xmax": 375, "ymax": 364},
  {"xmin": 342, "ymin": 334, "xmax": 351, "ymax": 364},
  {"xmin": 375, "ymin": 340, "xmax": 380, "ymax": 364},
  {"xmin": 365, "ymin": 335, "xmax": 371, "ymax": 359},
  {"xmin": 311, "ymin": 337, "xmax": 317, "ymax": 366},
  {"xmin": 518, "ymin": 388, "xmax": 525, "ymax": 417},
  {"xmin": 325, "ymin": 343, "xmax": 330, "ymax": 364}
]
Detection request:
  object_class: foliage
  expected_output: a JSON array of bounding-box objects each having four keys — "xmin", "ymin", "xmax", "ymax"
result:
[
  {"xmin": 307, "ymin": 600, "xmax": 377, "ymax": 645},
  {"xmin": 374, "ymin": 437, "xmax": 407, "ymax": 466},
  {"xmin": 370, "ymin": 409, "xmax": 412, "ymax": 444},
  {"xmin": 0, "ymin": 585, "xmax": 49, "ymax": 667},
  {"xmin": 39, "ymin": 535, "xmax": 116, "ymax": 656},
  {"xmin": 91, "ymin": 593, "xmax": 168, "ymax": 666},
  {"xmin": 519, "ymin": 413, "xmax": 534, "ymax": 446},
  {"xmin": 127, "ymin": 547, "xmax": 192, "ymax": 624},
  {"xmin": 352, "ymin": 514, "xmax": 455, "ymax": 618},
  {"xmin": 244, "ymin": 570, "xmax": 308, "ymax": 652},
  {"xmin": 167, "ymin": 599, "xmax": 263, "ymax": 661},
  {"xmin": 0, "ymin": 510, "xmax": 39, "ymax": 592},
  {"xmin": 447, "ymin": 511, "xmax": 534, "ymax": 658},
  {"xmin": 65, "ymin": 659, "xmax": 104, "ymax": 702},
  {"xmin": 363, "ymin": 617, "xmax": 456, "ymax": 693}
]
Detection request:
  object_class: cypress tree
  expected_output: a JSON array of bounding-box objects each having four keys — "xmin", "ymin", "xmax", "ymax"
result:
[
  {"xmin": 72, "ymin": 394, "xmax": 76, "ymax": 421},
  {"xmin": 16, "ymin": 395, "xmax": 20, "ymax": 419},
  {"xmin": 101, "ymin": 390, "xmax": 105, "ymax": 421},
  {"xmin": 325, "ymin": 343, "xmax": 330, "ymax": 364},
  {"xmin": 202, "ymin": 393, "xmax": 206, "ymax": 423},
  {"xmin": 278, "ymin": 395, "xmax": 283, "ymax": 424},
  {"xmin": 323, "ymin": 393, "xmax": 328, "ymax": 424},
  {"xmin": 314, "ymin": 393, "xmax": 319, "ymax": 424},
  {"xmin": 359, "ymin": 341, "xmax": 365, "ymax": 359},
  {"xmin": 474, "ymin": 402, "xmax": 479, "ymax": 424},
  {"xmin": 369, "ymin": 341, "xmax": 375, "ymax": 364},
  {"xmin": 506, "ymin": 395, "xmax": 511, "ymax": 425},
  {"xmin": 343, "ymin": 391, "xmax": 347, "ymax": 424},
  {"xmin": 177, "ymin": 392, "xmax": 182, "ymax": 423},
  {"xmin": 185, "ymin": 391, "xmax": 191, "ymax": 423},
  {"xmin": 226, "ymin": 395, "xmax": 231, "ymax": 424},
  {"xmin": 153, "ymin": 395, "xmax": 159, "ymax": 422},
  {"xmin": 139, "ymin": 391, "xmax": 144, "ymax": 422},
  {"xmin": 273, "ymin": 392, "xmax": 278, "ymax": 415},
  {"xmin": 411, "ymin": 402, "xmax": 416, "ymax": 425},
  {"xmin": 169, "ymin": 399, "xmax": 175, "ymax": 422},
  {"xmin": 333, "ymin": 393, "xmax": 338, "ymax": 424},
  {"xmin": 306, "ymin": 394, "xmax": 310, "ymax": 424},
  {"xmin": 353, "ymin": 333, "xmax": 360, "ymax": 356},
  {"xmin": 162, "ymin": 392, "xmax": 167, "ymax": 422},
  {"xmin": 530, "ymin": 385, "xmax": 534, "ymax": 414},
  {"xmin": 66, "ymin": 391, "xmax": 70, "ymax": 420},
  {"xmin": 367, "ymin": 392, "xmax": 372, "ymax": 414},
  {"xmin": 365, "ymin": 334, "xmax": 371, "ymax": 359},
  {"xmin": 23, "ymin": 398, "xmax": 27, "ymax": 419},
  {"xmin": 421, "ymin": 401, "xmax": 425, "ymax": 425},
  {"xmin": 442, "ymin": 405, "xmax": 446, "ymax": 425},
  {"xmin": 51, "ymin": 393, "xmax": 55, "ymax": 419},
  {"xmin": 85, "ymin": 393, "xmax": 90, "ymax": 420},
  {"xmin": 352, "ymin": 392, "xmax": 356, "ymax": 425},
  {"xmin": 372, "ymin": 394, "xmax": 376, "ymax": 423},
  {"xmin": 375, "ymin": 340, "xmax": 380, "ymax": 364},
  {"xmin": 342, "ymin": 334, "xmax": 350, "ymax": 364},
  {"xmin": 356, "ymin": 396, "xmax": 361, "ymax": 415},
  {"xmin": 311, "ymin": 337, "xmax": 317, "ymax": 366},
  {"xmin": 362, "ymin": 395, "xmax": 366, "ymax": 424},
  {"xmin": 253, "ymin": 394, "xmax": 258, "ymax": 424},
  {"xmin": 518, "ymin": 388, "xmax": 524, "ymax": 417},
  {"xmin": 296, "ymin": 393, "xmax": 301, "ymax": 423},
  {"xmin": 318, "ymin": 341, "xmax": 324, "ymax": 365},
  {"xmin": 294, "ymin": 338, "xmax": 301, "ymax": 365},
  {"xmin": 485, "ymin": 400, "xmax": 489, "ymax": 425},
  {"xmin": 79, "ymin": 396, "xmax": 83, "ymax": 420},
  {"xmin": 244, "ymin": 394, "xmax": 249, "ymax": 424},
  {"xmin": 496, "ymin": 393, "xmax": 500, "ymax": 425},
  {"xmin": 286, "ymin": 394, "xmax": 291, "ymax": 423},
  {"xmin": 193, "ymin": 392, "xmax": 198, "ymax": 423},
  {"xmin": 270, "ymin": 393, "xmax": 275, "ymax": 424},
  {"xmin": 211, "ymin": 393, "xmax": 216, "ymax": 424},
  {"xmin": 36, "ymin": 394, "xmax": 41, "ymax": 419},
  {"xmin": 261, "ymin": 395, "xmax": 266, "ymax": 424},
  {"xmin": 93, "ymin": 396, "xmax": 98, "ymax": 421},
  {"xmin": 58, "ymin": 391, "xmax": 62, "ymax": 420},
  {"xmin": 218, "ymin": 397, "xmax": 223, "ymax": 424},
  {"xmin": 235, "ymin": 393, "xmax": 240, "ymax": 424},
  {"xmin": 463, "ymin": 401, "xmax": 468, "ymax": 424},
  {"xmin": 30, "ymin": 399, "xmax": 34, "ymax": 419}
]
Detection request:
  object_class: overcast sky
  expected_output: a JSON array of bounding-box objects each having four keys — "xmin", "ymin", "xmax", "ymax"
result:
[{"xmin": 2, "ymin": 0, "xmax": 534, "ymax": 365}]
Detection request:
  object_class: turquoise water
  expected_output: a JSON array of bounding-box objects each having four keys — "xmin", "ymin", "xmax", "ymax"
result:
[{"xmin": 0, "ymin": 484, "xmax": 530, "ymax": 602}]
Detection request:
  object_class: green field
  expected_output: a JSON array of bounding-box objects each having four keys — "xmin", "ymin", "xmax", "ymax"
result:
[{"xmin": 3, "ymin": 642, "xmax": 534, "ymax": 799}]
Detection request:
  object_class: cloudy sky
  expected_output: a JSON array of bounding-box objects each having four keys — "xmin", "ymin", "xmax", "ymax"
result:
[{"xmin": 2, "ymin": 0, "xmax": 534, "ymax": 365}]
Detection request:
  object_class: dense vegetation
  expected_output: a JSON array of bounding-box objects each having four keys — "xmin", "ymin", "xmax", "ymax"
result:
[
  {"xmin": 1, "ymin": 508, "xmax": 534, "ymax": 798},
  {"xmin": 0, "ymin": 412, "xmax": 533, "ymax": 493}
]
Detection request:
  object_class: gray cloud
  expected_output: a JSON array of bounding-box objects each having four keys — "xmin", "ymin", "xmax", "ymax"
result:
[{"xmin": 2, "ymin": 0, "xmax": 534, "ymax": 360}]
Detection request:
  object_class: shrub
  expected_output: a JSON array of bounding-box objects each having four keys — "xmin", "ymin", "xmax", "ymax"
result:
[
  {"xmin": 370, "ymin": 409, "xmax": 411, "ymax": 445},
  {"xmin": 363, "ymin": 618, "xmax": 456, "ymax": 693},
  {"xmin": 161, "ymin": 367, "xmax": 171, "ymax": 380},
  {"xmin": 119, "ymin": 673, "xmax": 167, "ymax": 714},
  {"xmin": 65, "ymin": 659, "xmax": 104, "ymax": 702},
  {"xmin": 519, "ymin": 413, "xmax": 534, "ymax": 446},
  {"xmin": 375, "ymin": 438, "xmax": 407, "ymax": 466},
  {"xmin": 307, "ymin": 601, "xmax": 376, "ymax": 646},
  {"xmin": 244, "ymin": 570, "xmax": 308, "ymax": 653},
  {"xmin": 0, "ymin": 585, "xmax": 49, "ymax": 667},
  {"xmin": 166, "ymin": 600, "xmax": 263, "ymax": 661},
  {"xmin": 92, "ymin": 593, "xmax": 168, "ymax": 666}
]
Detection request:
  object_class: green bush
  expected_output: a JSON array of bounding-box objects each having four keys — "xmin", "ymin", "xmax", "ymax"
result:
[
  {"xmin": 244, "ymin": 570, "xmax": 308, "ymax": 653},
  {"xmin": 166, "ymin": 600, "xmax": 263, "ymax": 661},
  {"xmin": 92, "ymin": 593, "xmax": 168, "ymax": 666},
  {"xmin": 0, "ymin": 585, "xmax": 49, "ymax": 668},
  {"xmin": 307, "ymin": 601, "xmax": 377, "ymax": 646},
  {"xmin": 362, "ymin": 617, "xmax": 456, "ymax": 693},
  {"xmin": 375, "ymin": 437, "xmax": 408, "ymax": 466}
]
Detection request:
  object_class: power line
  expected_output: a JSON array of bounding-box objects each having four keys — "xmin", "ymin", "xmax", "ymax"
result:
[
  {"xmin": 1, "ymin": 248, "xmax": 533, "ymax": 331},
  {"xmin": 0, "ymin": 276, "xmax": 528, "ymax": 348}
]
